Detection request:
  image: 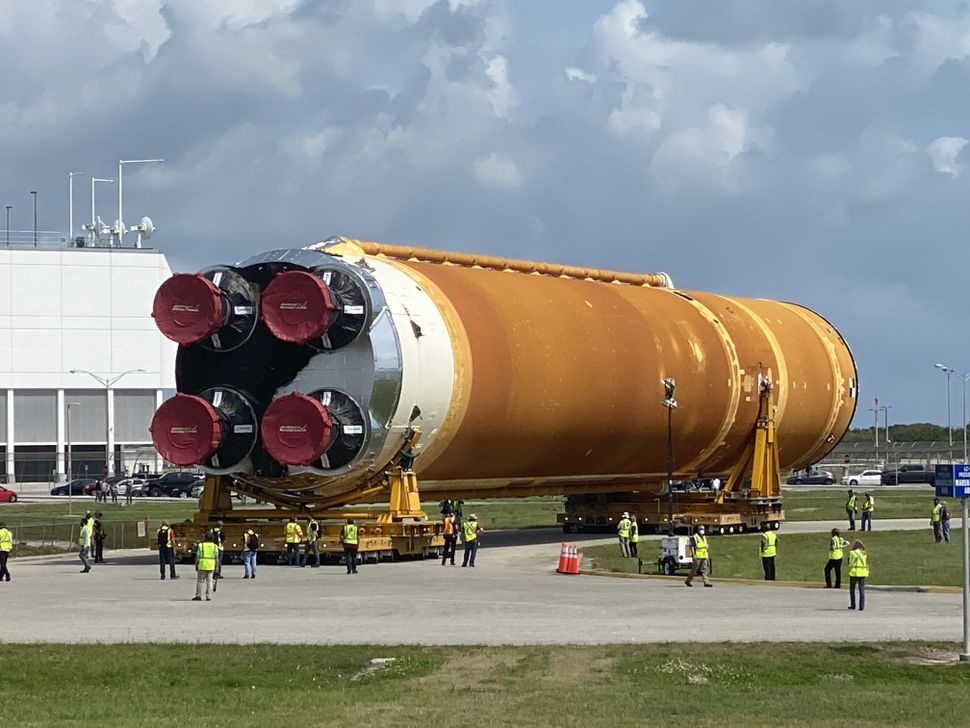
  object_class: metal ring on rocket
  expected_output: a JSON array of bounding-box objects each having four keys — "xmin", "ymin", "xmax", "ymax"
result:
[
  {"xmin": 153, "ymin": 267, "xmax": 259, "ymax": 352},
  {"xmin": 260, "ymin": 270, "xmax": 337, "ymax": 344},
  {"xmin": 150, "ymin": 388, "xmax": 258, "ymax": 469},
  {"xmin": 260, "ymin": 392, "xmax": 334, "ymax": 466}
]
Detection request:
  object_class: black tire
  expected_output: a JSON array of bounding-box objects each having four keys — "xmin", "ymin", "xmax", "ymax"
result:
[
  {"xmin": 824, "ymin": 478, "xmax": 835, "ymax": 485},
  {"xmin": 9, "ymin": 494, "xmax": 16, "ymax": 503},
  {"xmin": 661, "ymin": 557, "xmax": 677, "ymax": 576},
  {"xmin": 149, "ymin": 487, "xmax": 161, "ymax": 497},
  {"xmin": 178, "ymin": 491, "xmax": 188, "ymax": 499},
  {"xmin": 849, "ymin": 479, "xmax": 858, "ymax": 486}
]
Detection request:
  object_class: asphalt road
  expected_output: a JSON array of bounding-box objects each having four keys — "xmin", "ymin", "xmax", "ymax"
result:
[{"xmin": 0, "ymin": 519, "xmax": 964, "ymax": 645}]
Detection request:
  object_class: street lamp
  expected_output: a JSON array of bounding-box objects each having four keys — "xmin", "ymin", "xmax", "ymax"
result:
[
  {"xmin": 118, "ymin": 159, "xmax": 163, "ymax": 247},
  {"xmin": 661, "ymin": 377, "xmax": 677, "ymax": 536},
  {"xmin": 959, "ymin": 373, "xmax": 970, "ymax": 464},
  {"xmin": 90, "ymin": 178, "xmax": 115, "ymax": 244},
  {"xmin": 935, "ymin": 364, "xmax": 955, "ymax": 452},
  {"xmin": 30, "ymin": 190, "xmax": 37, "ymax": 245},
  {"xmin": 69, "ymin": 368, "xmax": 145, "ymax": 475},
  {"xmin": 66, "ymin": 401, "xmax": 80, "ymax": 516},
  {"xmin": 867, "ymin": 398, "xmax": 880, "ymax": 465},
  {"xmin": 68, "ymin": 172, "xmax": 85, "ymax": 243},
  {"xmin": 4, "ymin": 205, "xmax": 10, "ymax": 245}
]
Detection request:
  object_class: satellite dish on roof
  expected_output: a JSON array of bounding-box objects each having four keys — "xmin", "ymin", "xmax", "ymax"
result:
[{"xmin": 130, "ymin": 216, "xmax": 155, "ymax": 248}]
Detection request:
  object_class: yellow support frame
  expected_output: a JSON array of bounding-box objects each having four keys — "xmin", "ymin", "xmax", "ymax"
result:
[{"xmin": 717, "ymin": 375, "xmax": 781, "ymax": 503}]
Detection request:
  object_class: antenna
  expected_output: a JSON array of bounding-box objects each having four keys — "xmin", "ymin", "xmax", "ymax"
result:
[{"xmin": 130, "ymin": 216, "xmax": 154, "ymax": 247}]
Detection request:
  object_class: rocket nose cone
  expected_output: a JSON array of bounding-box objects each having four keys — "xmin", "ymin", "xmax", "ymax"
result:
[
  {"xmin": 260, "ymin": 270, "xmax": 336, "ymax": 344},
  {"xmin": 261, "ymin": 392, "xmax": 333, "ymax": 466},
  {"xmin": 150, "ymin": 394, "xmax": 224, "ymax": 466},
  {"xmin": 152, "ymin": 273, "xmax": 225, "ymax": 344}
]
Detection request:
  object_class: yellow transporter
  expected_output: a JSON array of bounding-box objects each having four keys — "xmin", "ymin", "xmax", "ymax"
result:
[{"xmin": 149, "ymin": 238, "xmax": 857, "ymax": 556}]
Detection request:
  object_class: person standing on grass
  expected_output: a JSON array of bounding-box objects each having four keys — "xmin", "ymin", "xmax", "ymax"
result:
[
  {"xmin": 847, "ymin": 540, "xmax": 869, "ymax": 611},
  {"xmin": 861, "ymin": 493, "xmax": 874, "ymax": 532},
  {"xmin": 941, "ymin": 501, "xmax": 951, "ymax": 543},
  {"xmin": 629, "ymin": 515, "xmax": 640, "ymax": 558},
  {"xmin": 0, "ymin": 521, "xmax": 13, "ymax": 581},
  {"xmin": 301, "ymin": 516, "xmax": 321, "ymax": 568},
  {"xmin": 193, "ymin": 532, "xmax": 218, "ymax": 601},
  {"xmin": 824, "ymin": 528, "xmax": 849, "ymax": 588},
  {"xmin": 284, "ymin": 517, "xmax": 303, "ymax": 566},
  {"xmin": 78, "ymin": 517, "xmax": 92, "ymax": 573},
  {"xmin": 125, "ymin": 481, "xmax": 134, "ymax": 506},
  {"xmin": 242, "ymin": 529, "xmax": 258, "ymax": 579},
  {"xmin": 616, "ymin": 512, "xmax": 632, "ymax": 557},
  {"xmin": 157, "ymin": 522, "xmax": 178, "ymax": 580},
  {"xmin": 341, "ymin": 518, "xmax": 359, "ymax": 574},
  {"xmin": 461, "ymin": 513, "xmax": 483, "ymax": 567},
  {"xmin": 684, "ymin": 526, "xmax": 712, "ymax": 587},
  {"xmin": 931, "ymin": 498, "xmax": 944, "ymax": 543},
  {"xmin": 759, "ymin": 527, "xmax": 777, "ymax": 581},
  {"xmin": 845, "ymin": 490, "xmax": 857, "ymax": 531},
  {"xmin": 441, "ymin": 511, "xmax": 457, "ymax": 566}
]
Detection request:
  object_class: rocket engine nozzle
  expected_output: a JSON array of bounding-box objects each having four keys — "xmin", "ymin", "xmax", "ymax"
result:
[
  {"xmin": 260, "ymin": 270, "xmax": 337, "ymax": 344},
  {"xmin": 151, "ymin": 387, "xmax": 258, "ymax": 469},
  {"xmin": 152, "ymin": 274, "xmax": 226, "ymax": 345},
  {"xmin": 260, "ymin": 392, "xmax": 334, "ymax": 466},
  {"xmin": 150, "ymin": 393, "xmax": 224, "ymax": 466}
]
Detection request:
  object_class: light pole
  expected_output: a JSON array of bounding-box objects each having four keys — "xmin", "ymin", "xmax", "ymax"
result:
[
  {"xmin": 66, "ymin": 401, "xmax": 80, "ymax": 516},
  {"xmin": 935, "ymin": 364, "xmax": 955, "ymax": 453},
  {"xmin": 662, "ymin": 377, "xmax": 677, "ymax": 536},
  {"xmin": 90, "ymin": 178, "xmax": 115, "ymax": 244},
  {"xmin": 69, "ymin": 368, "xmax": 145, "ymax": 476},
  {"xmin": 4, "ymin": 205, "xmax": 10, "ymax": 245},
  {"xmin": 878, "ymin": 404, "xmax": 892, "ymax": 463},
  {"xmin": 118, "ymin": 159, "xmax": 163, "ymax": 247},
  {"xmin": 30, "ymin": 190, "xmax": 37, "ymax": 245},
  {"xmin": 868, "ymin": 398, "xmax": 880, "ymax": 465},
  {"xmin": 68, "ymin": 172, "xmax": 85, "ymax": 243},
  {"xmin": 960, "ymin": 373, "xmax": 970, "ymax": 464}
]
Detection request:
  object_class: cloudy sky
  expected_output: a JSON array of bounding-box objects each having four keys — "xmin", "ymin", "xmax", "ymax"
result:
[{"xmin": 2, "ymin": 0, "xmax": 969, "ymax": 427}]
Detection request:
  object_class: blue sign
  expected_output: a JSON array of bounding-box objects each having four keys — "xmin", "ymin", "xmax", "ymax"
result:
[{"xmin": 935, "ymin": 464, "xmax": 970, "ymax": 498}]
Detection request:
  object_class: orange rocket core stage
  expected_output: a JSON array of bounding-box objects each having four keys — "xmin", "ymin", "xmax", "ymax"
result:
[{"xmin": 328, "ymin": 239, "xmax": 857, "ymax": 490}]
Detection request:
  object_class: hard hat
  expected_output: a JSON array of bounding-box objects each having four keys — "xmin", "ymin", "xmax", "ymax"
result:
[
  {"xmin": 469, "ymin": 513, "xmax": 478, "ymax": 520},
  {"xmin": 622, "ymin": 512, "xmax": 629, "ymax": 518}
]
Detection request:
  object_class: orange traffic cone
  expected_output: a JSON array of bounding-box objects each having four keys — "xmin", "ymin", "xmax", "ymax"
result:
[
  {"xmin": 569, "ymin": 545, "xmax": 581, "ymax": 574},
  {"xmin": 556, "ymin": 542, "xmax": 570, "ymax": 573}
]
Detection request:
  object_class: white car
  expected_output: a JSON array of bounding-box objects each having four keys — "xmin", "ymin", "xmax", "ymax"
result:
[{"xmin": 841, "ymin": 470, "xmax": 882, "ymax": 487}]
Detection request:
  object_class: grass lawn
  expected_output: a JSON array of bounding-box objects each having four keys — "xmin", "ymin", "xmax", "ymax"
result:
[
  {"xmin": 782, "ymin": 488, "xmax": 934, "ymax": 522},
  {"xmin": 587, "ymin": 528, "xmax": 964, "ymax": 586},
  {"xmin": 0, "ymin": 500, "xmax": 199, "ymax": 553},
  {"xmin": 0, "ymin": 643, "xmax": 967, "ymax": 727}
]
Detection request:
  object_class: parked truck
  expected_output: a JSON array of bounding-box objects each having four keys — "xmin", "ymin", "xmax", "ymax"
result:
[{"xmin": 881, "ymin": 464, "xmax": 936, "ymax": 485}]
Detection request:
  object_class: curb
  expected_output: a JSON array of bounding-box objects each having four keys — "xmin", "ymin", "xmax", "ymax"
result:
[{"xmin": 576, "ymin": 568, "xmax": 962, "ymax": 594}]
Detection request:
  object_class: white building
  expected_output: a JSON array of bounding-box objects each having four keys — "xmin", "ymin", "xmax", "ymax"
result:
[{"xmin": 0, "ymin": 244, "xmax": 176, "ymax": 483}]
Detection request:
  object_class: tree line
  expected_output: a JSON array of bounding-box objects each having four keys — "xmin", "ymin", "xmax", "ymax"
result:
[{"xmin": 842, "ymin": 423, "xmax": 964, "ymax": 443}]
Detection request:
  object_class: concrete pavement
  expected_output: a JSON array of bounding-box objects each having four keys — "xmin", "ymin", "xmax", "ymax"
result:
[{"xmin": 0, "ymin": 523, "xmax": 963, "ymax": 645}]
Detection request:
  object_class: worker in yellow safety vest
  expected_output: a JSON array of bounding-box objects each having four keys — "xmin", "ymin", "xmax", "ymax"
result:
[
  {"xmin": 628, "ymin": 515, "xmax": 640, "ymax": 558},
  {"xmin": 78, "ymin": 516, "xmax": 93, "ymax": 573},
  {"xmin": 759, "ymin": 528, "xmax": 778, "ymax": 581},
  {"xmin": 340, "ymin": 518, "xmax": 359, "ymax": 574},
  {"xmin": 461, "ymin": 514, "xmax": 483, "ymax": 568},
  {"xmin": 302, "ymin": 517, "xmax": 321, "ymax": 568},
  {"xmin": 824, "ymin": 528, "xmax": 849, "ymax": 588},
  {"xmin": 0, "ymin": 521, "xmax": 13, "ymax": 581},
  {"xmin": 847, "ymin": 540, "xmax": 869, "ymax": 611},
  {"xmin": 442, "ymin": 512, "xmax": 457, "ymax": 566},
  {"xmin": 284, "ymin": 517, "xmax": 304, "ymax": 566},
  {"xmin": 193, "ymin": 532, "xmax": 219, "ymax": 601},
  {"xmin": 931, "ymin": 498, "xmax": 944, "ymax": 543},
  {"xmin": 684, "ymin": 526, "xmax": 712, "ymax": 587},
  {"xmin": 845, "ymin": 490, "xmax": 857, "ymax": 531},
  {"xmin": 861, "ymin": 493, "xmax": 874, "ymax": 532},
  {"xmin": 616, "ymin": 512, "xmax": 632, "ymax": 558}
]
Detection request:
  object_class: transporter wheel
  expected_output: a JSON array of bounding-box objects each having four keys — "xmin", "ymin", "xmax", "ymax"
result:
[
  {"xmin": 737, "ymin": 524, "xmax": 745, "ymax": 533},
  {"xmin": 660, "ymin": 557, "xmax": 677, "ymax": 576}
]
